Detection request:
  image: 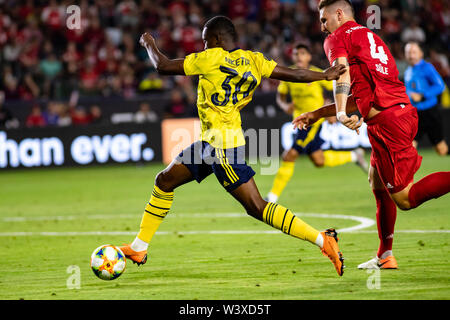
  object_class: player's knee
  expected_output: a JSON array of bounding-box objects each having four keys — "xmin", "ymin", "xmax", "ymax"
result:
[
  {"xmin": 155, "ymin": 170, "xmax": 174, "ymax": 192},
  {"xmin": 436, "ymin": 143, "xmax": 448, "ymax": 156},
  {"xmin": 282, "ymin": 150, "xmax": 297, "ymax": 162},
  {"xmin": 312, "ymin": 159, "xmax": 324, "ymax": 168},
  {"xmin": 394, "ymin": 198, "xmax": 412, "ymax": 211}
]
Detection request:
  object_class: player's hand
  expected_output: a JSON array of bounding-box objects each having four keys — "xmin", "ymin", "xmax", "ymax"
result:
[
  {"xmin": 410, "ymin": 92, "xmax": 423, "ymax": 102},
  {"xmin": 292, "ymin": 112, "xmax": 318, "ymax": 130},
  {"xmin": 338, "ymin": 114, "xmax": 364, "ymax": 134},
  {"xmin": 139, "ymin": 32, "xmax": 156, "ymax": 49},
  {"xmin": 324, "ymin": 64, "xmax": 347, "ymax": 81}
]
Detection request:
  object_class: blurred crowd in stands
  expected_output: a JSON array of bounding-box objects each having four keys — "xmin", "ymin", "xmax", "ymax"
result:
[{"xmin": 0, "ymin": 0, "xmax": 449, "ymax": 128}]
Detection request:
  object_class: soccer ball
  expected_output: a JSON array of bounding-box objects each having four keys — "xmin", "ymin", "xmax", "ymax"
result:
[{"xmin": 90, "ymin": 244, "xmax": 126, "ymax": 280}]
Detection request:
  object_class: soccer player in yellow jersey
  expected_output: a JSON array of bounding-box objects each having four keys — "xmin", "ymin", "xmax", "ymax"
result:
[
  {"xmin": 266, "ymin": 43, "xmax": 368, "ymax": 203},
  {"xmin": 119, "ymin": 16, "xmax": 347, "ymax": 276}
]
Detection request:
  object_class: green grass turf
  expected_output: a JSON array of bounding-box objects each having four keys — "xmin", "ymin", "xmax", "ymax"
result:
[{"xmin": 0, "ymin": 149, "xmax": 449, "ymax": 300}]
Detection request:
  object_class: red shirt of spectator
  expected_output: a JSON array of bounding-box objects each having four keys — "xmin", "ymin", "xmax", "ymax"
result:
[
  {"xmin": 19, "ymin": 41, "xmax": 40, "ymax": 68},
  {"xmin": 71, "ymin": 107, "xmax": 91, "ymax": 125},
  {"xmin": 117, "ymin": 0, "xmax": 138, "ymax": 16},
  {"xmin": 18, "ymin": 21, "xmax": 43, "ymax": 45},
  {"xmin": 80, "ymin": 64, "xmax": 100, "ymax": 91},
  {"xmin": 26, "ymin": 106, "xmax": 46, "ymax": 127},
  {"xmin": 41, "ymin": 2, "xmax": 64, "ymax": 30},
  {"xmin": 18, "ymin": 2, "xmax": 34, "ymax": 20},
  {"xmin": 228, "ymin": 0, "xmax": 248, "ymax": 19},
  {"xmin": 84, "ymin": 19, "xmax": 105, "ymax": 49},
  {"xmin": 179, "ymin": 26, "xmax": 201, "ymax": 54},
  {"xmin": 63, "ymin": 42, "xmax": 82, "ymax": 63},
  {"xmin": 168, "ymin": 1, "xmax": 188, "ymax": 15},
  {"xmin": 384, "ymin": 18, "xmax": 401, "ymax": 35},
  {"xmin": 65, "ymin": 19, "xmax": 87, "ymax": 44}
]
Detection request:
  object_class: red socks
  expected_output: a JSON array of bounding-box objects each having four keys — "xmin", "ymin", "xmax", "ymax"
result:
[
  {"xmin": 408, "ymin": 172, "xmax": 450, "ymax": 209},
  {"xmin": 373, "ymin": 188, "xmax": 397, "ymax": 258}
]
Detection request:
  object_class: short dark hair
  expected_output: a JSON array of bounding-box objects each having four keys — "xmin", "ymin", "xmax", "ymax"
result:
[
  {"xmin": 204, "ymin": 16, "xmax": 237, "ymax": 41},
  {"xmin": 405, "ymin": 41, "xmax": 426, "ymax": 56},
  {"xmin": 294, "ymin": 43, "xmax": 311, "ymax": 54},
  {"xmin": 318, "ymin": 0, "xmax": 354, "ymax": 16},
  {"xmin": 405, "ymin": 41, "xmax": 423, "ymax": 51}
]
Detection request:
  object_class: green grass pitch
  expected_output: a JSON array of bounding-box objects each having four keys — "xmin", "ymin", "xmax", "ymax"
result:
[{"xmin": 0, "ymin": 149, "xmax": 449, "ymax": 300}]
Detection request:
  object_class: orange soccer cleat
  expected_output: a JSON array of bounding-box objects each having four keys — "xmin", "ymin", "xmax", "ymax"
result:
[
  {"xmin": 119, "ymin": 244, "xmax": 148, "ymax": 266},
  {"xmin": 378, "ymin": 255, "xmax": 398, "ymax": 269},
  {"xmin": 358, "ymin": 255, "xmax": 398, "ymax": 269},
  {"xmin": 320, "ymin": 228, "xmax": 345, "ymax": 276}
]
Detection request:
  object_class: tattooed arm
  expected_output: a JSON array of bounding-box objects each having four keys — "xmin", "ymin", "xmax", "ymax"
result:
[{"xmin": 333, "ymin": 57, "xmax": 363, "ymax": 133}]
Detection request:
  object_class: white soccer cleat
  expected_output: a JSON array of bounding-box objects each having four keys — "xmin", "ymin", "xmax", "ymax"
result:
[{"xmin": 357, "ymin": 257, "xmax": 380, "ymax": 269}]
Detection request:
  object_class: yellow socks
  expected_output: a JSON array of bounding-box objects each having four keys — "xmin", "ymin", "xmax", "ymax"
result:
[
  {"xmin": 262, "ymin": 202, "xmax": 323, "ymax": 247},
  {"xmin": 267, "ymin": 161, "xmax": 295, "ymax": 202},
  {"xmin": 132, "ymin": 186, "xmax": 174, "ymax": 251},
  {"xmin": 323, "ymin": 150, "xmax": 353, "ymax": 167}
]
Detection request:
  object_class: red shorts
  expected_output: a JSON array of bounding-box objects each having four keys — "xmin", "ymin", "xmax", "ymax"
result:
[{"xmin": 366, "ymin": 103, "xmax": 422, "ymax": 194}]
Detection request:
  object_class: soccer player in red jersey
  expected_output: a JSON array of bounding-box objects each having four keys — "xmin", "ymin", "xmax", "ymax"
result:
[{"xmin": 293, "ymin": 0, "xmax": 450, "ymax": 269}]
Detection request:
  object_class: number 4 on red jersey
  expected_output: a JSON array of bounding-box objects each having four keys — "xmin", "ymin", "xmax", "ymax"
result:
[{"xmin": 323, "ymin": 21, "xmax": 410, "ymax": 118}]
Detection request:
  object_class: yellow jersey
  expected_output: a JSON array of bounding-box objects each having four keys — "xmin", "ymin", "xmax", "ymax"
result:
[
  {"xmin": 184, "ymin": 47, "xmax": 277, "ymax": 149},
  {"xmin": 277, "ymin": 65, "xmax": 333, "ymax": 119}
]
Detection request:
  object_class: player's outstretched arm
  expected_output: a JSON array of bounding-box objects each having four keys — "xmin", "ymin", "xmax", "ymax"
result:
[
  {"xmin": 292, "ymin": 95, "xmax": 358, "ymax": 130},
  {"xmin": 140, "ymin": 32, "xmax": 185, "ymax": 75},
  {"xmin": 269, "ymin": 64, "xmax": 346, "ymax": 83}
]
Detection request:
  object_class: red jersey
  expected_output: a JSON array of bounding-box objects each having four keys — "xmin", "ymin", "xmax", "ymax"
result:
[{"xmin": 324, "ymin": 21, "xmax": 410, "ymax": 118}]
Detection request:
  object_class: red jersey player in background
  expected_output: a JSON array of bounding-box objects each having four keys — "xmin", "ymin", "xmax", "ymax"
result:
[{"xmin": 293, "ymin": 0, "xmax": 450, "ymax": 269}]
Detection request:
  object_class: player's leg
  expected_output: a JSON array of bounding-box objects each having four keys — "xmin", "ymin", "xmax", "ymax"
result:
[
  {"xmin": 358, "ymin": 164, "xmax": 398, "ymax": 269},
  {"xmin": 423, "ymin": 106, "xmax": 448, "ymax": 156},
  {"xmin": 266, "ymin": 148, "xmax": 299, "ymax": 202},
  {"xmin": 390, "ymin": 172, "xmax": 450, "ymax": 210},
  {"xmin": 122, "ymin": 141, "xmax": 211, "ymax": 265},
  {"xmin": 323, "ymin": 149, "xmax": 369, "ymax": 172},
  {"xmin": 308, "ymin": 149, "xmax": 325, "ymax": 167},
  {"xmin": 412, "ymin": 109, "xmax": 425, "ymax": 150},
  {"xmin": 232, "ymin": 178, "xmax": 321, "ymax": 244},
  {"xmin": 310, "ymin": 149, "xmax": 363, "ymax": 168},
  {"xmin": 121, "ymin": 160, "xmax": 194, "ymax": 265},
  {"xmin": 388, "ymin": 114, "xmax": 450, "ymax": 210},
  {"xmin": 370, "ymin": 105, "xmax": 450, "ymax": 210},
  {"xmin": 215, "ymin": 145, "xmax": 343, "ymax": 275},
  {"xmin": 307, "ymin": 123, "xmax": 368, "ymax": 171},
  {"xmin": 135, "ymin": 160, "xmax": 194, "ymax": 244},
  {"xmin": 434, "ymin": 140, "xmax": 449, "ymax": 156},
  {"xmin": 230, "ymin": 177, "xmax": 344, "ymax": 276}
]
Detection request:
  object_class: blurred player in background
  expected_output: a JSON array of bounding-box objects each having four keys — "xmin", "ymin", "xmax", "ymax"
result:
[
  {"xmin": 293, "ymin": 0, "xmax": 450, "ymax": 270},
  {"xmin": 404, "ymin": 42, "xmax": 448, "ymax": 156},
  {"xmin": 120, "ymin": 16, "xmax": 347, "ymax": 276},
  {"xmin": 266, "ymin": 43, "xmax": 368, "ymax": 203}
]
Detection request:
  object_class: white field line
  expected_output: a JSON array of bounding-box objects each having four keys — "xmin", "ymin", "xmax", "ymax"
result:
[
  {"xmin": 1, "ymin": 212, "xmax": 373, "ymax": 233},
  {"xmin": 0, "ymin": 212, "xmax": 448, "ymax": 236},
  {"xmin": 0, "ymin": 230, "xmax": 449, "ymax": 237}
]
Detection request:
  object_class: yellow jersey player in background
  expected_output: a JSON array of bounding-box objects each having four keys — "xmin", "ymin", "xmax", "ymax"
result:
[
  {"xmin": 119, "ymin": 16, "xmax": 347, "ymax": 276},
  {"xmin": 266, "ymin": 43, "xmax": 368, "ymax": 203}
]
